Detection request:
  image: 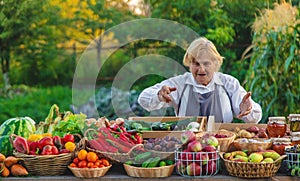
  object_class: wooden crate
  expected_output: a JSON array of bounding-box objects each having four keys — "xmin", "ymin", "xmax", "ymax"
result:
[
  {"xmin": 214, "ymin": 123, "xmax": 267, "ymax": 132},
  {"xmin": 128, "ymin": 116, "xmax": 207, "ymax": 139}
]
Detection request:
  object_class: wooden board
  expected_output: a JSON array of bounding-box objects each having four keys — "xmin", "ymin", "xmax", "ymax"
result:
[{"xmin": 128, "ymin": 116, "xmax": 207, "ymax": 138}]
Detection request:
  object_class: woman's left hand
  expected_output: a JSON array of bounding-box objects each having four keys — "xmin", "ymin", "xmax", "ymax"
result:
[{"xmin": 237, "ymin": 92, "xmax": 252, "ymax": 118}]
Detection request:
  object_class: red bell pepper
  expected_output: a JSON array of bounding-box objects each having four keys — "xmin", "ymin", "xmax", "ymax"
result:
[
  {"xmin": 41, "ymin": 145, "xmax": 53, "ymax": 155},
  {"xmin": 38, "ymin": 136, "xmax": 54, "ymax": 150},
  {"xmin": 62, "ymin": 134, "xmax": 74, "ymax": 144},
  {"xmin": 28, "ymin": 141, "xmax": 39, "ymax": 152},
  {"xmin": 13, "ymin": 136, "xmax": 29, "ymax": 154}
]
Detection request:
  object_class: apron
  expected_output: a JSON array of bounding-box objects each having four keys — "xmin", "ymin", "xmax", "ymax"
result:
[{"xmin": 176, "ymin": 84, "xmax": 233, "ymax": 123}]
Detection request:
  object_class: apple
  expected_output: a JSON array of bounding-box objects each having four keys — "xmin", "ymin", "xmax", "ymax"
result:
[
  {"xmin": 200, "ymin": 153, "xmax": 209, "ymax": 165},
  {"xmin": 203, "ymin": 136, "xmax": 218, "ymax": 147},
  {"xmin": 176, "ymin": 160, "xmax": 186, "ymax": 174},
  {"xmin": 186, "ymin": 162, "xmax": 202, "ymax": 176},
  {"xmin": 187, "ymin": 140, "xmax": 202, "ymax": 152},
  {"xmin": 203, "ymin": 160, "xmax": 217, "ymax": 175},
  {"xmin": 202, "ymin": 145, "xmax": 216, "ymax": 152},
  {"xmin": 181, "ymin": 131, "xmax": 196, "ymax": 145}
]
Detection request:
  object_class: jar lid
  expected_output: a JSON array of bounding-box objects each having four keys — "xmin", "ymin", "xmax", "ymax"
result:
[
  {"xmin": 268, "ymin": 117, "xmax": 286, "ymax": 124},
  {"xmin": 289, "ymin": 114, "xmax": 300, "ymax": 120},
  {"xmin": 272, "ymin": 137, "xmax": 291, "ymax": 143},
  {"xmin": 291, "ymin": 132, "xmax": 300, "ymax": 137}
]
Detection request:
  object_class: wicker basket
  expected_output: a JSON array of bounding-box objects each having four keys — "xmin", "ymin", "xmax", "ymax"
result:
[
  {"xmin": 147, "ymin": 150, "xmax": 175, "ymax": 160},
  {"xmin": 220, "ymin": 153, "xmax": 286, "ymax": 178},
  {"xmin": 123, "ymin": 164, "xmax": 175, "ymax": 178},
  {"xmin": 86, "ymin": 143, "xmax": 144, "ymax": 164},
  {"xmin": 233, "ymin": 138, "xmax": 273, "ymax": 153},
  {"xmin": 13, "ymin": 152, "xmax": 72, "ymax": 176},
  {"xmin": 196, "ymin": 130, "xmax": 236, "ymax": 152},
  {"xmin": 68, "ymin": 165, "xmax": 112, "ymax": 178}
]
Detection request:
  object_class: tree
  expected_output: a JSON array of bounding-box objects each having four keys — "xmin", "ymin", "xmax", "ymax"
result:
[{"xmin": 0, "ymin": 0, "xmax": 68, "ymax": 88}]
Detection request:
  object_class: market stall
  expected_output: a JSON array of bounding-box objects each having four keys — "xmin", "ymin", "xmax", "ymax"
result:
[{"xmin": 0, "ymin": 105, "xmax": 299, "ymax": 180}]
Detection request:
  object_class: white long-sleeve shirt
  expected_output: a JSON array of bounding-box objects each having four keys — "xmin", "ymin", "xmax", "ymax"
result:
[{"xmin": 138, "ymin": 72, "xmax": 262, "ymax": 123}]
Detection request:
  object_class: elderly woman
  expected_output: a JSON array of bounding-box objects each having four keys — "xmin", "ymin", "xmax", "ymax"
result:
[{"xmin": 138, "ymin": 37, "xmax": 262, "ymax": 123}]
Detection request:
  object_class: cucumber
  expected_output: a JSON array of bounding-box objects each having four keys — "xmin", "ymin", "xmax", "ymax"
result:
[
  {"xmin": 134, "ymin": 152, "xmax": 152, "ymax": 163},
  {"xmin": 142, "ymin": 157, "xmax": 154, "ymax": 168},
  {"xmin": 147, "ymin": 157, "xmax": 161, "ymax": 168}
]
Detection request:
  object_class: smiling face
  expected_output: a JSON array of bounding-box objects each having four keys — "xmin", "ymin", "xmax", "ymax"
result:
[{"xmin": 189, "ymin": 52, "xmax": 218, "ymax": 86}]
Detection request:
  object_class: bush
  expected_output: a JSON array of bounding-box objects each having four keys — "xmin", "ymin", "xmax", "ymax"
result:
[{"xmin": 0, "ymin": 85, "xmax": 72, "ymax": 125}]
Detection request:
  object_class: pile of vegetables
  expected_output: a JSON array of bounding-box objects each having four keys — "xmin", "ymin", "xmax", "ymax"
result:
[
  {"xmin": 0, "ymin": 153, "xmax": 28, "ymax": 177},
  {"xmin": 0, "ymin": 117, "xmax": 36, "ymax": 156}
]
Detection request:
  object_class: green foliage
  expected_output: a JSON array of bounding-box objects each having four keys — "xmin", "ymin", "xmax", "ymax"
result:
[
  {"xmin": 244, "ymin": 3, "xmax": 300, "ymax": 123},
  {"xmin": 0, "ymin": 86, "xmax": 72, "ymax": 125}
]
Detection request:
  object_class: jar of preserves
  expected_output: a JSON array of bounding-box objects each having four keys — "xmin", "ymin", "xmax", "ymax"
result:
[
  {"xmin": 291, "ymin": 132, "xmax": 300, "ymax": 145},
  {"xmin": 289, "ymin": 114, "xmax": 300, "ymax": 132},
  {"xmin": 267, "ymin": 117, "xmax": 287, "ymax": 138},
  {"xmin": 272, "ymin": 137, "xmax": 291, "ymax": 155}
]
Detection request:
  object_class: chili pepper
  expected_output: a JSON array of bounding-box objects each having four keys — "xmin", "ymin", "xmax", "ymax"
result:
[
  {"xmin": 96, "ymin": 139, "xmax": 119, "ymax": 153},
  {"xmin": 134, "ymin": 134, "xmax": 143, "ymax": 144},
  {"xmin": 106, "ymin": 139, "xmax": 131, "ymax": 153}
]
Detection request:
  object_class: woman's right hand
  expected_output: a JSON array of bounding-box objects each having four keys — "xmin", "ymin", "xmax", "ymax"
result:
[{"xmin": 157, "ymin": 86, "xmax": 177, "ymax": 103}]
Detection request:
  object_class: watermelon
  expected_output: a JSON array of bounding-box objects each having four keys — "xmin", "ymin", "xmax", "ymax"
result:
[
  {"xmin": 0, "ymin": 116, "xmax": 36, "ymax": 138},
  {"xmin": 0, "ymin": 135, "xmax": 13, "ymax": 156}
]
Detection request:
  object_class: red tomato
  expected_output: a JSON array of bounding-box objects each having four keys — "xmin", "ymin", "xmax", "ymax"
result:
[
  {"xmin": 78, "ymin": 160, "xmax": 87, "ymax": 168},
  {"xmin": 73, "ymin": 158, "xmax": 79, "ymax": 164}
]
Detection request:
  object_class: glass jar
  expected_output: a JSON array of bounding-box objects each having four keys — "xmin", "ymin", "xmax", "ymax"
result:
[
  {"xmin": 272, "ymin": 137, "xmax": 291, "ymax": 155},
  {"xmin": 267, "ymin": 117, "xmax": 287, "ymax": 138},
  {"xmin": 291, "ymin": 132, "xmax": 300, "ymax": 145},
  {"xmin": 289, "ymin": 114, "xmax": 300, "ymax": 132}
]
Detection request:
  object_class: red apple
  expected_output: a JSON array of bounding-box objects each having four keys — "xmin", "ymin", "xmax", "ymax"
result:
[
  {"xmin": 181, "ymin": 131, "xmax": 196, "ymax": 145},
  {"xmin": 187, "ymin": 140, "xmax": 202, "ymax": 152},
  {"xmin": 203, "ymin": 160, "xmax": 217, "ymax": 175},
  {"xmin": 186, "ymin": 162, "xmax": 202, "ymax": 176},
  {"xmin": 202, "ymin": 145, "xmax": 216, "ymax": 152}
]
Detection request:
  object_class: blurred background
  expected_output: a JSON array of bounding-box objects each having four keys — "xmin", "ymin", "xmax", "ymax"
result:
[{"xmin": 0, "ymin": 0, "xmax": 299, "ymax": 124}]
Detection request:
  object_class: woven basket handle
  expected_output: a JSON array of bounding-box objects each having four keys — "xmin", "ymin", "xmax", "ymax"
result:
[
  {"xmin": 83, "ymin": 128, "xmax": 98, "ymax": 140},
  {"xmin": 128, "ymin": 144, "xmax": 144, "ymax": 158},
  {"xmin": 9, "ymin": 133, "xmax": 18, "ymax": 146},
  {"xmin": 274, "ymin": 154, "xmax": 287, "ymax": 163}
]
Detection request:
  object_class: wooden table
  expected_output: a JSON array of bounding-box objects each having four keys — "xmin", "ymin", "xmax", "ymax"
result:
[{"xmin": 1, "ymin": 164, "xmax": 299, "ymax": 181}]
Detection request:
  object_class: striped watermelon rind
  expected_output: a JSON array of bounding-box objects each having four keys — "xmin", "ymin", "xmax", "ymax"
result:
[
  {"xmin": 0, "ymin": 135, "xmax": 13, "ymax": 156},
  {"xmin": 0, "ymin": 117, "xmax": 36, "ymax": 138}
]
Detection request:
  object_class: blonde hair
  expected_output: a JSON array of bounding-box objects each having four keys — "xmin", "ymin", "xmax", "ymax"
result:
[{"xmin": 183, "ymin": 37, "xmax": 224, "ymax": 71}]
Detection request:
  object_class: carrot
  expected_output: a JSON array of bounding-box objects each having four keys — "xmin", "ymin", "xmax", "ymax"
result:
[{"xmin": 10, "ymin": 164, "xmax": 28, "ymax": 176}]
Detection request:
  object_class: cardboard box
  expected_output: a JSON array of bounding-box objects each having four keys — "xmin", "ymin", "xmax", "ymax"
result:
[{"xmin": 128, "ymin": 116, "xmax": 207, "ymax": 138}]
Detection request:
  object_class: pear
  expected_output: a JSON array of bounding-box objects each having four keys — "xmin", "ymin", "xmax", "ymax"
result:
[
  {"xmin": 262, "ymin": 151, "xmax": 280, "ymax": 160},
  {"xmin": 249, "ymin": 152, "xmax": 264, "ymax": 163},
  {"xmin": 235, "ymin": 155, "xmax": 248, "ymax": 162},
  {"xmin": 261, "ymin": 158, "xmax": 274, "ymax": 163}
]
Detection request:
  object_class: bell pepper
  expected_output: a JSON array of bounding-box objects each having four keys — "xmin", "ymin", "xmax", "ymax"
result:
[
  {"xmin": 59, "ymin": 148, "xmax": 70, "ymax": 154},
  {"xmin": 38, "ymin": 136, "xmax": 54, "ymax": 150},
  {"xmin": 41, "ymin": 145, "xmax": 59, "ymax": 155},
  {"xmin": 13, "ymin": 136, "xmax": 29, "ymax": 154},
  {"xmin": 53, "ymin": 135, "xmax": 63, "ymax": 150},
  {"xmin": 28, "ymin": 141, "xmax": 39, "ymax": 152},
  {"xmin": 62, "ymin": 134, "xmax": 74, "ymax": 144},
  {"xmin": 41, "ymin": 145, "xmax": 53, "ymax": 155}
]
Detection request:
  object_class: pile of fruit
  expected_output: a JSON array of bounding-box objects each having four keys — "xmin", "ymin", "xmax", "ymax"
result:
[
  {"xmin": 223, "ymin": 150, "xmax": 281, "ymax": 163},
  {"xmin": 69, "ymin": 149, "xmax": 110, "ymax": 168},
  {"xmin": 143, "ymin": 136, "xmax": 181, "ymax": 152},
  {"xmin": 175, "ymin": 131, "xmax": 219, "ymax": 177}
]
